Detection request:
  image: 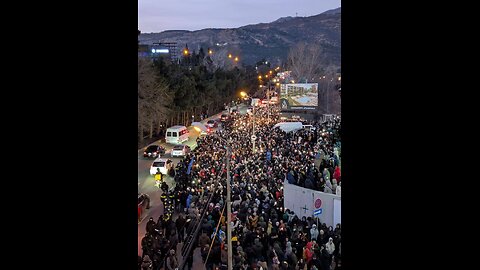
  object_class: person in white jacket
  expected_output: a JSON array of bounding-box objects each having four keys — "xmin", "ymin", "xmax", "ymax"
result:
[
  {"xmin": 310, "ymin": 224, "xmax": 319, "ymax": 241},
  {"xmin": 331, "ymin": 179, "xmax": 338, "ymax": 194},
  {"xmin": 326, "ymin": 237, "xmax": 335, "ymax": 255},
  {"xmin": 324, "ymin": 180, "xmax": 333, "ymax": 194},
  {"xmin": 336, "ymin": 182, "xmax": 341, "ymax": 196}
]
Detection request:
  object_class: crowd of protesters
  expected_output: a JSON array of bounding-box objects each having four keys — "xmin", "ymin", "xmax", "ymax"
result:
[{"xmin": 139, "ymin": 104, "xmax": 342, "ymax": 270}]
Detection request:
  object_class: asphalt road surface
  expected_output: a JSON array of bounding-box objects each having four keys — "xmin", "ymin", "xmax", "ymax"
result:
[{"xmin": 138, "ymin": 104, "xmax": 248, "ymax": 263}]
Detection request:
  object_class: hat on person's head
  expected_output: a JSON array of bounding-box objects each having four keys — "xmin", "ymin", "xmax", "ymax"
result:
[
  {"xmin": 329, "ymin": 237, "xmax": 333, "ymax": 241},
  {"xmin": 320, "ymin": 230, "xmax": 324, "ymax": 234}
]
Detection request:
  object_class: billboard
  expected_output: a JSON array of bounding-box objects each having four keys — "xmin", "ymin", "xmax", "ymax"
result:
[{"xmin": 280, "ymin": 83, "xmax": 318, "ymax": 110}]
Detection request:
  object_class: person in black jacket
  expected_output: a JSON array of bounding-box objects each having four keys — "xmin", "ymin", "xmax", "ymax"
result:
[
  {"xmin": 175, "ymin": 214, "xmax": 186, "ymax": 243},
  {"xmin": 146, "ymin": 217, "xmax": 156, "ymax": 235}
]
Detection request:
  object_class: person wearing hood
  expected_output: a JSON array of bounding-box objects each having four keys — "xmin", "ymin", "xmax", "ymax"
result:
[
  {"xmin": 327, "ymin": 226, "xmax": 335, "ymax": 239},
  {"xmin": 331, "ymin": 179, "xmax": 338, "ymax": 194},
  {"xmin": 141, "ymin": 233, "xmax": 152, "ymax": 258},
  {"xmin": 141, "ymin": 255, "xmax": 153, "ymax": 270},
  {"xmin": 333, "ymin": 165, "xmax": 341, "ymax": 182},
  {"xmin": 257, "ymin": 216, "xmax": 267, "ymax": 230},
  {"xmin": 175, "ymin": 214, "xmax": 186, "ymax": 243},
  {"xmin": 186, "ymin": 193, "xmax": 192, "ymax": 209},
  {"xmin": 319, "ymin": 245, "xmax": 331, "ymax": 270},
  {"xmin": 322, "ymin": 168, "xmax": 330, "ymax": 182},
  {"xmin": 310, "ymin": 224, "xmax": 319, "ymax": 241},
  {"xmin": 303, "ymin": 241, "xmax": 314, "ymax": 265},
  {"xmin": 336, "ymin": 182, "xmax": 341, "ymax": 196},
  {"xmin": 285, "ymin": 241, "xmax": 293, "ymax": 257},
  {"xmin": 326, "ymin": 237, "xmax": 336, "ymax": 255},
  {"xmin": 334, "ymin": 223, "xmax": 341, "ymax": 236},
  {"xmin": 253, "ymin": 238, "xmax": 265, "ymax": 261},
  {"xmin": 318, "ymin": 229, "xmax": 327, "ymax": 245},
  {"xmin": 145, "ymin": 217, "xmax": 156, "ymax": 235},
  {"xmin": 324, "ymin": 180, "xmax": 333, "ymax": 194}
]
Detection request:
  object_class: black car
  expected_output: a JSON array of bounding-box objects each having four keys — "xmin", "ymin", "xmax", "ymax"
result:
[
  {"xmin": 144, "ymin": 144, "xmax": 166, "ymax": 158},
  {"xmin": 206, "ymin": 119, "xmax": 218, "ymax": 128}
]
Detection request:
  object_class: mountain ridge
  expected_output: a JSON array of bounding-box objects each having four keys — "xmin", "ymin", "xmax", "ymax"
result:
[{"xmin": 139, "ymin": 7, "xmax": 340, "ymax": 66}]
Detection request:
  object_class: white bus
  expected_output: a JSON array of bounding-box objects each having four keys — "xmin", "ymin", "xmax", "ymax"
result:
[{"xmin": 165, "ymin": 125, "xmax": 189, "ymax": 144}]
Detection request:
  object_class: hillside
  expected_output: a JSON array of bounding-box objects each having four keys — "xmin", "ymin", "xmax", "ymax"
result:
[{"xmin": 139, "ymin": 8, "xmax": 341, "ymax": 66}]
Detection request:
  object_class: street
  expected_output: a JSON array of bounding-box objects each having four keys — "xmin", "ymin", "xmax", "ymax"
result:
[{"xmin": 138, "ymin": 104, "xmax": 248, "ymax": 260}]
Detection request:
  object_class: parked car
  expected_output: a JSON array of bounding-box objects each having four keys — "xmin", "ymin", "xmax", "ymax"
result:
[
  {"xmin": 171, "ymin": 144, "xmax": 191, "ymax": 157},
  {"xmin": 143, "ymin": 144, "xmax": 166, "ymax": 158},
  {"xmin": 138, "ymin": 193, "xmax": 150, "ymax": 222},
  {"xmin": 206, "ymin": 119, "xmax": 218, "ymax": 128},
  {"xmin": 150, "ymin": 158, "xmax": 173, "ymax": 175}
]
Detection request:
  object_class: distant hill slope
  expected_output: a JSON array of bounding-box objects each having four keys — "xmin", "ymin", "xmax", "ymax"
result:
[{"xmin": 139, "ymin": 8, "xmax": 340, "ymax": 66}]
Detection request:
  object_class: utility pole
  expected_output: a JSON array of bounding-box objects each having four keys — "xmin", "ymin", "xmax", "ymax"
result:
[
  {"xmin": 226, "ymin": 144, "xmax": 232, "ymax": 270},
  {"xmin": 252, "ymin": 104, "xmax": 256, "ymax": 153},
  {"xmin": 267, "ymin": 81, "xmax": 270, "ymax": 122}
]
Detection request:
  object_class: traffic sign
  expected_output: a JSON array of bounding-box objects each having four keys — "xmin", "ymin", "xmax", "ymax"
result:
[{"xmin": 313, "ymin": 208, "xmax": 322, "ymax": 216}]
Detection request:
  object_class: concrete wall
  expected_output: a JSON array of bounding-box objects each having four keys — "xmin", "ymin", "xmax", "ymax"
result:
[{"xmin": 284, "ymin": 181, "xmax": 341, "ymax": 227}]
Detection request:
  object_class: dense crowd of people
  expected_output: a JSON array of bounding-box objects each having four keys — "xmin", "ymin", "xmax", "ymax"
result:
[{"xmin": 139, "ymin": 104, "xmax": 342, "ymax": 270}]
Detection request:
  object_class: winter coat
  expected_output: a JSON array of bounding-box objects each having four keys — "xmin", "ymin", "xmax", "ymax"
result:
[
  {"xmin": 310, "ymin": 227, "xmax": 319, "ymax": 241},
  {"xmin": 287, "ymin": 171, "xmax": 295, "ymax": 184},
  {"xmin": 166, "ymin": 254, "xmax": 178, "ymax": 270},
  {"xmin": 141, "ymin": 255, "xmax": 153, "ymax": 270},
  {"xmin": 326, "ymin": 239, "xmax": 336, "ymax": 255},
  {"xmin": 323, "ymin": 180, "xmax": 333, "ymax": 194},
  {"xmin": 322, "ymin": 169, "xmax": 330, "ymax": 181},
  {"xmin": 331, "ymin": 179, "xmax": 338, "ymax": 194},
  {"xmin": 285, "ymin": 241, "xmax": 293, "ymax": 256},
  {"xmin": 333, "ymin": 166, "xmax": 341, "ymax": 181}
]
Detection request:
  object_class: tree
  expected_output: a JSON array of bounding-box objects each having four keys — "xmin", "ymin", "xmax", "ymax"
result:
[
  {"xmin": 287, "ymin": 42, "xmax": 324, "ymax": 83},
  {"xmin": 138, "ymin": 57, "xmax": 172, "ymax": 142},
  {"xmin": 317, "ymin": 65, "xmax": 340, "ymax": 114}
]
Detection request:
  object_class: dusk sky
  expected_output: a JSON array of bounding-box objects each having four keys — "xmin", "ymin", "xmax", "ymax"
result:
[{"xmin": 139, "ymin": 0, "xmax": 341, "ymax": 33}]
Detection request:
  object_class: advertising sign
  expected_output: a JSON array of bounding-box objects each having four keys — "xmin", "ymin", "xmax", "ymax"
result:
[{"xmin": 280, "ymin": 83, "xmax": 318, "ymax": 110}]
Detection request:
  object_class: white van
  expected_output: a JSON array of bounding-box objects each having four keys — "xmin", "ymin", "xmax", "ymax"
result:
[
  {"xmin": 273, "ymin": 122, "xmax": 303, "ymax": 132},
  {"xmin": 165, "ymin": 125, "xmax": 189, "ymax": 144}
]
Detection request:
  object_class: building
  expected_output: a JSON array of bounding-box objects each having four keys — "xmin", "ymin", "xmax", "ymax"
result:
[{"xmin": 138, "ymin": 42, "xmax": 179, "ymax": 63}]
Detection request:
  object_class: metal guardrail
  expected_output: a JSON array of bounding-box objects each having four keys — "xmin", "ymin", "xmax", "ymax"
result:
[{"xmin": 179, "ymin": 191, "xmax": 215, "ymax": 270}]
